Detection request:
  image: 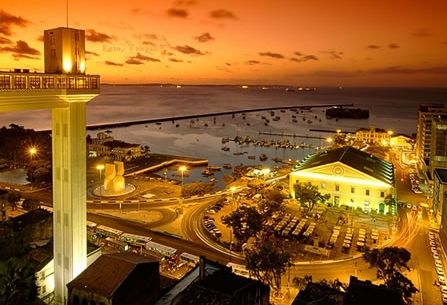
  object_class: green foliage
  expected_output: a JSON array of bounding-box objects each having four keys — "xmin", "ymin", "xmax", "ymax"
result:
[
  {"xmin": 384, "ymin": 194, "xmax": 396, "ymax": 206},
  {"xmin": 245, "ymin": 237, "xmax": 292, "ymax": 293},
  {"xmin": 22, "ymin": 199, "xmax": 40, "ymax": 211},
  {"xmin": 293, "ymin": 182, "xmax": 330, "ymax": 213},
  {"xmin": 258, "ymin": 199, "xmax": 284, "ymax": 218},
  {"xmin": 181, "ymin": 181, "xmax": 214, "ymax": 197},
  {"xmin": 222, "ymin": 205, "xmax": 263, "ymax": 244},
  {"xmin": 0, "ymin": 257, "xmax": 38, "ymax": 305},
  {"xmin": 363, "ymin": 247, "xmax": 418, "ymax": 302},
  {"xmin": 292, "ymin": 275, "xmax": 313, "ymax": 290}
]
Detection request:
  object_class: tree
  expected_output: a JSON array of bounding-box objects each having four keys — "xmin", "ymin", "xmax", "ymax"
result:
[
  {"xmin": 245, "ymin": 237, "xmax": 292, "ymax": 295},
  {"xmin": 258, "ymin": 199, "xmax": 284, "ymax": 218},
  {"xmin": 222, "ymin": 206, "xmax": 263, "ymax": 245},
  {"xmin": 263, "ymin": 189, "xmax": 284, "ymax": 204},
  {"xmin": 292, "ymin": 275, "xmax": 313, "ymax": 290},
  {"xmin": 181, "ymin": 181, "xmax": 214, "ymax": 197},
  {"xmin": 384, "ymin": 194, "xmax": 396, "ymax": 211},
  {"xmin": 293, "ymin": 182, "xmax": 330, "ymax": 213},
  {"xmin": 0, "ymin": 257, "xmax": 38, "ymax": 305},
  {"xmin": 6, "ymin": 193, "xmax": 20, "ymax": 211},
  {"xmin": 363, "ymin": 247, "xmax": 418, "ymax": 302},
  {"xmin": 21, "ymin": 199, "xmax": 40, "ymax": 211}
]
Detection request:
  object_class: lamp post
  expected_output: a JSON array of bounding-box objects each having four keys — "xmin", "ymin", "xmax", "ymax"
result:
[
  {"xmin": 28, "ymin": 147, "xmax": 38, "ymax": 190},
  {"xmin": 326, "ymin": 137, "xmax": 333, "ymax": 146},
  {"xmin": 178, "ymin": 165, "xmax": 187, "ymax": 187},
  {"xmin": 96, "ymin": 164, "xmax": 104, "ymax": 204}
]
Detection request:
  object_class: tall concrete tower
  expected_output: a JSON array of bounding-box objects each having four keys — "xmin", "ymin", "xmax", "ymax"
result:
[{"xmin": 0, "ymin": 27, "xmax": 99, "ymax": 305}]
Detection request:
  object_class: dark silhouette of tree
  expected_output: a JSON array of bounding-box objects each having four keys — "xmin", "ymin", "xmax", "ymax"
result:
[
  {"xmin": 222, "ymin": 206, "xmax": 263, "ymax": 245},
  {"xmin": 181, "ymin": 182, "xmax": 214, "ymax": 197},
  {"xmin": 363, "ymin": 247, "xmax": 418, "ymax": 302},
  {"xmin": 21, "ymin": 199, "xmax": 40, "ymax": 211},
  {"xmin": 6, "ymin": 193, "xmax": 20, "ymax": 211},
  {"xmin": 293, "ymin": 182, "xmax": 330, "ymax": 213},
  {"xmin": 245, "ymin": 236, "xmax": 291, "ymax": 295},
  {"xmin": 0, "ymin": 257, "xmax": 38, "ymax": 305}
]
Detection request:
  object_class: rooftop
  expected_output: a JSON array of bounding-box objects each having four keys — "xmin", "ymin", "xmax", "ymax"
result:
[
  {"xmin": 67, "ymin": 252, "xmax": 158, "ymax": 298},
  {"xmin": 292, "ymin": 282, "xmax": 344, "ymax": 305},
  {"xmin": 295, "ymin": 146, "xmax": 395, "ymax": 185},
  {"xmin": 344, "ymin": 276, "xmax": 404, "ymax": 305},
  {"xmin": 435, "ymin": 168, "xmax": 447, "ymax": 184},
  {"xmin": 356, "ymin": 127, "xmax": 387, "ymax": 133}
]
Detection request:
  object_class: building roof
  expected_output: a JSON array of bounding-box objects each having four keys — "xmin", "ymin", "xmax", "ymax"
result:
[
  {"xmin": 344, "ymin": 276, "xmax": 404, "ymax": 305},
  {"xmin": 295, "ymin": 146, "xmax": 394, "ymax": 185},
  {"xmin": 356, "ymin": 127, "xmax": 387, "ymax": 133},
  {"xmin": 173, "ymin": 268, "xmax": 267, "ymax": 305},
  {"xmin": 67, "ymin": 252, "xmax": 158, "ymax": 298},
  {"xmin": 155, "ymin": 258, "xmax": 224, "ymax": 305},
  {"xmin": 435, "ymin": 168, "xmax": 447, "ymax": 184},
  {"xmin": 11, "ymin": 208, "xmax": 52, "ymax": 227},
  {"xmin": 292, "ymin": 282, "xmax": 344, "ymax": 305}
]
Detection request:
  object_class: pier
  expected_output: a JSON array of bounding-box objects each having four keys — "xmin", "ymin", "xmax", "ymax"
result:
[
  {"xmin": 258, "ymin": 131, "xmax": 325, "ymax": 140},
  {"xmin": 85, "ymin": 103, "xmax": 353, "ymax": 131}
]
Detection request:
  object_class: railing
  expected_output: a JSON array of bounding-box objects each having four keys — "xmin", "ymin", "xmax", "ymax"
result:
[{"xmin": 0, "ymin": 72, "xmax": 100, "ymax": 90}]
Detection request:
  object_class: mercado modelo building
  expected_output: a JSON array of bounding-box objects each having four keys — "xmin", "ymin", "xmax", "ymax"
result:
[{"xmin": 289, "ymin": 146, "xmax": 396, "ymax": 214}]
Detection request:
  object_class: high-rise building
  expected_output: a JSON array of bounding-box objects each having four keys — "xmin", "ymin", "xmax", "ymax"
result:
[
  {"xmin": 0, "ymin": 26, "xmax": 99, "ymax": 304},
  {"xmin": 415, "ymin": 104, "xmax": 447, "ymax": 182},
  {"xmin": 44, "ymin": 27, "xmax": 86, "ymax": 74}
]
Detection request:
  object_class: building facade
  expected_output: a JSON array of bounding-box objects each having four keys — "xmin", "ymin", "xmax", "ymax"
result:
[
  {"xmin": 88, "ymin": 132, "xmax": 142, "ymax": 161},
  {"xmin": 415, "ymin": 104, "xmax": 447, "ymax": 182},
  {"xmin": 290, "ymin": 147, "xmax": 396, "ymax": 214},
  {"xmin": 435, "ymin": 170, "xmax": 447, "ymax": 251},
  {"xmin": 355, "ymin": 127, "xmax": 391, "ymax": 146}
]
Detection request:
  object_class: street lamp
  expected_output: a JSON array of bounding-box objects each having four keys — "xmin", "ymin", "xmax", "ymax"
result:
[
  {"xmin": 326, "ymin": 137, "xmax": 333, "ymax": 145},
  {"xmin": 178, "ymin": 165, "xmax": 187, "ymax": 186},
  {"xmin": 28, "ymin": 146, "xmax": 38, "ymax": 161},
  {"xmin": 336, "ymin": 129, "xmax": 341, "ymax": 134},
  {"xmin": 387, "ymin": 130, "xmax": 394, "ymax": 135},
  {"xmin": 96, "ymin": 164, "xmax": 104, "ymax": 198}
]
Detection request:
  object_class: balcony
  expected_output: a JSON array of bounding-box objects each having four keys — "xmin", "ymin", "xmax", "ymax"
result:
[
  {"xmin": 0, "ymin": 71, "xmax": 100, "ymax": 93},
  {"xmin": 0, "ymin": 71, "xmax": 100, "ymax": 112}
]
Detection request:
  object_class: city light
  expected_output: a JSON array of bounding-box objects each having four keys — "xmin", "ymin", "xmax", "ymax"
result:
[
  {"xmin": 326, "ymin": 137, "xmax": 333, "ymax": 143},
  {"xmin": 96, "ymin": 164, "xmax": 105, "ymax": 171},
  {"xmin": 29, "ymin": 146, "xmax": 38, "ymax": 156},
  {"xmin": 387, "ymin": 130, "xmax": 394, "ymax": 135}
]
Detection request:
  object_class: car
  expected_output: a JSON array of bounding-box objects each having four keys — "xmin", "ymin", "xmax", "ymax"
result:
[
  {"xmin": 412, "ymin": 205, "xmax": 418, "ymax": 211},
  {"xmin": 437, "ymin": 267, "xmax": 445, "ymax": 275},
  {"xmin": 434, "ymin": 253, "xmax": 441, "ymax": 260},
  {"xmin": 406, "ymin": 203, "xmax": 412, "ymax": 209},
  {"xmin": 431, "ymin": 241, "xmax": 437, "ymax": 247},
  {"xmin": 432, "ymin": 247, "xmax": 439, "ymax": 253},
  {"xmin": 430, "ymin": 232, "xmax": 435, "ymax": 238}
]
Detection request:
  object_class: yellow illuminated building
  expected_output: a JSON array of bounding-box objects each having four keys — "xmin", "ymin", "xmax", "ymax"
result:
[
  {"xmin": 0, "ymin": 27, "xmax": 99, "ymax": 305},
  {"xmin": 290, "ymin": 146, "xmax": 396, "ymax": 214}
]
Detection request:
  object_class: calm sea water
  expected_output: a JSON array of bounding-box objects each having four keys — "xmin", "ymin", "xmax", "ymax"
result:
[{"xmin": 1, "ymin": 86, "xmax": 446, "ymax": 187}]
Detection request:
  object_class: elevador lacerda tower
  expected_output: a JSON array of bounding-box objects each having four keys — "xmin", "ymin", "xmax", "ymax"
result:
[{"xmin": 0, "ymin": 27, "xmax": 100, "ymax": 304}]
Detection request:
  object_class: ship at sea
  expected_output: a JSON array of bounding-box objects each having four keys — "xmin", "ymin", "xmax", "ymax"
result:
[{"xmin": 325, "ymin": 106, "xmax": 369, "ymax": 119}]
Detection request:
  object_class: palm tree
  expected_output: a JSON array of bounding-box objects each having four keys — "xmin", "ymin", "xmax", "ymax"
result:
[{"xmin": 0, "ymin": 257, "xmax": 38, "ymax": 305}]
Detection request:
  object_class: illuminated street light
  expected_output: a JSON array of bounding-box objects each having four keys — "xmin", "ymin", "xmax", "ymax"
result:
[
  {"xmin": 29, "ymin": 146, "xmax": 38, "ymax": 160},
  {"xmin": 178, "ymin": 165, "xmax": 187, "ymax": 186},
  {"xmin": 96, "ymin": 164, "xmax": 104, "ymax": 198},
  {"xmin": 387, "ymin": 130, "xmax": 394, "ymax": 135},
  {"xmin": 326, "ymin": 137, "xmax": 333, "ymax": 144},
  {"xmin": 336, "ymin": 129, "xmax": 341, "ymax": 134}
]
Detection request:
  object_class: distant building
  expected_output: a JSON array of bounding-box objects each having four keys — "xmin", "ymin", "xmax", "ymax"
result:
[
  {"xmin": 292, "ymin": 276, "xmax": 404, "ymax": 305},
  {"xmin": 390, "ymin": 134, "xmax": 414, "ymax": 151},
  {"xmin": 67, "ymin": 252, "xmax": 160, "ymax": 305},
  {"xmin": 88, "ymin": 132, "xmax": 142, "ymax": 161},
  {"xmin": 290, "ymin": 147, "xmax": 396, "ymax": 214},
  {"xmin": 415, "ymin": 104, "xmax": 447, "ymax": 182},
  {"xmin": 355, "ymin": 127, "xmax": 391, "ymax": 146},
  {"xmin": 155, "ymin": 257, "xmax": 269, "ymax": 305}
]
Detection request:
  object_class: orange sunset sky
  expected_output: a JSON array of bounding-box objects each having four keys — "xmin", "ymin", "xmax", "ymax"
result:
[{"xmin": 1, "ymin": 0, "xmax": 447, "ymax": 86}]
